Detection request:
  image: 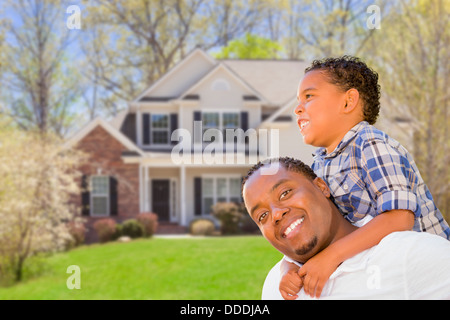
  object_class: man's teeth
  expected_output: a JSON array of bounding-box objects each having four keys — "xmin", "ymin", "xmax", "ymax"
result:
[{"xmin": 283, "ymin": 218, "xmax": 304, "ymax": 237}]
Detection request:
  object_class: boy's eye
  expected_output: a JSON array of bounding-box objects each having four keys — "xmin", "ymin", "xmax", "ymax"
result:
[
  {"xmin": 305, "ymin": 94, "xmax": 313, "ymax": 99},
  {"xmin": 280, "ymin": 189, "xmax": 291, "ymax": 200}
]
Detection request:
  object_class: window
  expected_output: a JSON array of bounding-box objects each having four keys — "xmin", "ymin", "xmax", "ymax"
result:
[
  {"xmin": 151, "ymin": 114, "xmax": 169, "ymax": 144},
  {"xmin": 91, "ymin": 176, "xmax": 109, "ymax": 216},
  {"xmin": 201, "ymin": 177, "xmax": 242, "ymax": 215},
  {"xmin": 201, "ymin": 112, "xmax": 240, "ymax": 139}
]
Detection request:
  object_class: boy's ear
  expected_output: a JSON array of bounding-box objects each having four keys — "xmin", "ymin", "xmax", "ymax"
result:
[
  {"xmin": 313, "ymin": 177, "xmax": 331, "ymax": 198},
  {"xmin": 342, "ymin": 88, "xmax": 360, "ymax": 114}
]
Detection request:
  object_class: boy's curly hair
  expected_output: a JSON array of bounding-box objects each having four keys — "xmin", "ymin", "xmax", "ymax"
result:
[{"xmin": 305, "ymin": 56, "xmax": 381, "ymax": 125}]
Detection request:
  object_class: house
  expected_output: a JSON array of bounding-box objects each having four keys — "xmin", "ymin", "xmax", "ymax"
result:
[{"xmin": 65, "ymin": 49, "xmax": 317, "ymax": 240}]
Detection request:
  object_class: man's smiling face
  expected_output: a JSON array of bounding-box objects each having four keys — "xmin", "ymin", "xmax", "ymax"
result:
[{"xmin": 242, "ymin": 164, "xmax": 336, "ymax": 263}]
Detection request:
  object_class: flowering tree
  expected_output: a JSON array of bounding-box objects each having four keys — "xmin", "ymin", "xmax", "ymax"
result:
[{"xmin": 0, "ymin": 120, "xmax": 85, "ymax": 284}]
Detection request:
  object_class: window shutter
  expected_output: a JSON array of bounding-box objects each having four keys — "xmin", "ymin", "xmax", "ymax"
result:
[
  {"xmin": 109, "ymin": 176, "xmax": 118, "ymax": 216},
  {"xmin": 81, "ymin": 175, "xmax": 90, "ymax": 216},
  {"xmin": 193, "ymin": 111, "xmax": 202, "ymax": 145},
  {"xmin": 170, "ymin": 113, "xmax": 178, "ymax": 145},
  {"xmin": 193, "ymin": 111, "xmax": 201, "ymax": 122},
  {"xmin": 194, "ymin": 177, "xmax": 202, "ymax": 216},
  {"xmin": 143, "ymin": 113, "xmax": 151, "ymax": 145},
  {"xmin": 240, "ymin": 111, "xmax": 248, "ymax": 131}
]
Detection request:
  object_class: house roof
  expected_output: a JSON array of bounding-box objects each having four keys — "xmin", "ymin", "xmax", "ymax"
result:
[
  {"xmin": 178, "ymin": 62, "xmax": 267, "ymax": 103},
  {"xmin": 133, "ymin": 49, "xmax": 308, "ymax": 107},
  {"xmin": 221, "ymin": 59, "xmax": 308, "ymax": 106},
  {"xmin": 64, "ymin": 117, "xmax": 144, "ymax": 156}
]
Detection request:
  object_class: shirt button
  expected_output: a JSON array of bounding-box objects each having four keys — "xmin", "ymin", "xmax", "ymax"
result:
[{"xmin": 343, "ymin": 184, "xmax": 349, "ymax": 190}]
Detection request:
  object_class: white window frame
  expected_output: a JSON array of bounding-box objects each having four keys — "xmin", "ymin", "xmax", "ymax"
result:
[
  {"xmin": 150, "ymin": 113, "xmax": 170, "ymax": 146},
  {"xmin": 201, "ymin": 110, "xmax": 241, "ymax": 146},
  {"xmin": 141, "ymin": 112, "xmax": 171, "ymax": 147},
  {"xmin": 201, "ymin": 174, "xmax": 242, "ymax": 216},
  {"xmin": 90, "ymin": 175, "xmax": 110, "ymax": 217}
]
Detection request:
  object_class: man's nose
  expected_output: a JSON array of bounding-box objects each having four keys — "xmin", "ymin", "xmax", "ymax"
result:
[{"xmin": 272, "ymin": 206, "xmax": 288, "ymax": 225}]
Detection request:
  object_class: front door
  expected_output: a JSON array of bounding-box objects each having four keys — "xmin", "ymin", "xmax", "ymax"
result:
[{"xmin": 152, "ymin": 179, "xmax": 170, "ymax": 222}]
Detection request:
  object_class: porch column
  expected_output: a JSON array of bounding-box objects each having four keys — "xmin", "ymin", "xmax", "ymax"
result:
[
  {"xmin": 144, "ymin": 165, "xmax": 150, "ymax": 212},
  {"xmin": 139, "ymin": 164, "xmax": 144, "ymax": 212},
  {"xmin": 180, "ymin": 165, "xmax": 187, "ymax": 226}
]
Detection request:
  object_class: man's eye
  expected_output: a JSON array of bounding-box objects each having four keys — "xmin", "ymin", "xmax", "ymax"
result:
[
  {"xmin": 280, "ymin": 190, "xmax": 291, "ymax": 200},
  {"xmin": 305, "ymin": 94, "xmax": 312, "ymax": 99},
  {"xmin": 259, "ymin": 212, "xmax": 268, "ymax": 222}
]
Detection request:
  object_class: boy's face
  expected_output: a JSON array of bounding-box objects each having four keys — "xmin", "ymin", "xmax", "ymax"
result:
[
  {"xmin": 242, "ymin": 164, "xmax": 335, "ymax": 263},
  {"xmin": 295, "ymin": 70, "xmax": 348, "ymax": 152}
]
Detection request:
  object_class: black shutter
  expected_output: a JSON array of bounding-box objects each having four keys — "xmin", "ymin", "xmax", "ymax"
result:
[
  {"xmin": 170, "ymin": 113, "xmax": 178, "ymax": 145},
  {"xmin": 240, "ymin": 111, "xmax": 248, "ymax": 131},
  {"xmin": 193, "ymin": 111, "xmax": 202, "ymax": 145},
  {"xmin": 143, "ymin": 113, "xmax": 151, "ymax": 145},
  {"xmin": 110, "ymin": 176, "xmax": 118, "ymax": 216},
  {"xmin": 194, "ymin": 177, "xmax": 202, "ymax": 216},
  {"xmin": 81, "ymin": 175, "xmax": 90, "ymax": 216},
  {"xmin": 193, "ymin": 111, "xmax": 202, "ymax": 122}
]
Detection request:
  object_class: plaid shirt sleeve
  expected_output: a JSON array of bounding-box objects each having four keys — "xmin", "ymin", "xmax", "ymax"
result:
[{"xmin": 360, "ymin": 138, "xmax": 420, "ymax": 217}]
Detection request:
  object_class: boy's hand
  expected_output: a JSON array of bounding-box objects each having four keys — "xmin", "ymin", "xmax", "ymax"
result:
[
  {"xmin": 297, "ymin": 248, "xmax": 339, "ymax": 298},
  {"xmin": 279, "ymin": 268, "xmax": 303, "ymax": 300}
]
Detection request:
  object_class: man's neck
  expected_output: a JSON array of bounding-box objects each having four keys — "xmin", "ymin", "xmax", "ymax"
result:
[{"xmin": 328, "ymin": 200, "xmax": 358, "ymax": 245}]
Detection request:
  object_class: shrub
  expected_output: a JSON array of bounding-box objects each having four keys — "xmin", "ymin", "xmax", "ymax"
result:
[
  {"xmin": 93, "ymin": 218, "xmax": 117, "ymax": 243},
  {"xmin": 211, "ymin": 202, "xmax": 243, "ymax": 235},
  {"xmin": 238, "ymin": 203, "xmax": 260, "ymax": 234},
  {"xmin": 189, "ymin": 219, "xmax": 216, "ymax": 236},
  {"xmin": 66, "ymin": 221, "xmax": 86, "ymax": 248},
  {"xmin": 121, "ymin": 219, "xmax": 145, "ymax": 239},
  {"xmin": 136, "ymin": 213, "xmax": 158, "ymax": 237}
]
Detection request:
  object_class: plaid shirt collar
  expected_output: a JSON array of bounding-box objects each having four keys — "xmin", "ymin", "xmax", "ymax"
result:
[{"xmin": 314, "ymin": 121, "xmax": 369, "ymax": 159}]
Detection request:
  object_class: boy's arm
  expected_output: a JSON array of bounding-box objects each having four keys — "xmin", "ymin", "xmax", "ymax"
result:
[
  {"xmin": 299, "ymin": 209, "xmax": 414, "ymax": 298},
  {"xmin": 279, "ymin": 258, "xmax": 302, "ymax": 300}
]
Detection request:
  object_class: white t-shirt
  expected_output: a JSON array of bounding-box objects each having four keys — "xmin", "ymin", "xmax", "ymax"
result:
[{"xmin": 262, "ymin": 231, "xmax": 450, "ymax": 300}]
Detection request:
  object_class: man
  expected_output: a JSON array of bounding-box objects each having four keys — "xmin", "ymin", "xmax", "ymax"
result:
[{"xmin": 242, "ymin": 157, "xmax": 450, "ymax": 299}]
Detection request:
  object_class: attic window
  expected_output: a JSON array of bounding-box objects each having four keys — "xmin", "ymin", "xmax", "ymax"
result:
[{"xmin": 211, "ymin": 78, "xmax": 230, "ymax": 91}]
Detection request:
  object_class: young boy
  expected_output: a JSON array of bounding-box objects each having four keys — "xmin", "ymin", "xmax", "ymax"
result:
[{"xmin": 279, "ymin": 56, "xmax": 450, "ymax": 299}]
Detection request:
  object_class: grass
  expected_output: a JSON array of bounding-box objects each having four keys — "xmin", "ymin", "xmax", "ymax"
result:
[{"xmin": 0, "ymin": 236, "xmax": 282, "ymax": 300}]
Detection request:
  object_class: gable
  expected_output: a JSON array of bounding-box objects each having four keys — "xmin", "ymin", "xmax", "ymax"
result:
[
  {"xmin": 64, "ymin": 118, "xmax": 144, "ymax": 156},
  {"xmin": 180, "ymin": 63, "xmax": 265, "ymax": 108},
  {"xmin": 134, "ymin": 49, "xmax": 216, "ymax": 102},
  {"xmin": 260, "ymin": 97, "xmax": 296, "ymax": 128},
  {"xmin": 223, "ymin": 59, "xmax": 308, "ymax": 106}
]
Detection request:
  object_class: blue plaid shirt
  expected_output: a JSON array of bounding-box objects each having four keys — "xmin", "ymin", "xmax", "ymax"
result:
[{"xmin": 312, "ymin": 121, "xmax": 450, "ymax": 239}]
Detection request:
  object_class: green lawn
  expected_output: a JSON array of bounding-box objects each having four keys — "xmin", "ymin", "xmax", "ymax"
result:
[{"xmin": 0, "ymin": 236, "xmax": 282, "ymax": 300}]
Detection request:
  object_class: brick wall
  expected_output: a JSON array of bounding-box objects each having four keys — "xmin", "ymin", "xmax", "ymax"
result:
[{"xmin": 74, "ymin": 125, "xmax": 140, "ymax": 242}]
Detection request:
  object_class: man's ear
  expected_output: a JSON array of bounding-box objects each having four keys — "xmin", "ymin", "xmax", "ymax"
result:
[
  {"xmin": 313, "ymin": 177, "xmax": 331, "ymax": 198},
  {"xmin": 342, "ymin": 88, "xmax": 360, "ymax": 114}
]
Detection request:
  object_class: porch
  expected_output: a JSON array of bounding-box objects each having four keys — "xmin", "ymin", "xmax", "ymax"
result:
[{"xmin": 138, "ymin": 162, "xmax": 250, "ymax": 228}]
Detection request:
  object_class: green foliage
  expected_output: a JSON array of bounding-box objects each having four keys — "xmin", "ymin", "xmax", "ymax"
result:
[
  {"xmin": 214, "ymin": 33, "xmax": 284, "ymax": 59},
  {"xmin": 211, "ymin": 202, "xmax": 243, "ymax": 235},
  {"xmin": 120, "ymin": 219, "xmax": 145, "ymax": 239}
]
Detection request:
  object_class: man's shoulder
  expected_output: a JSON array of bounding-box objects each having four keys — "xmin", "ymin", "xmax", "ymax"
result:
[{"xmin": 378, "ymin": 231, "xmax": 450, "ymax": 254}]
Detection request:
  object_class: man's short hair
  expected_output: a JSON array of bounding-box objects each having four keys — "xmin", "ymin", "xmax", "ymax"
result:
[
  {"xmin": 305, "ymin": 55, "xmax": 381, "ymax": 125},
  {"xmin": 242, "ymin": 157, "xmax": 317, "ymax": 194}
]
